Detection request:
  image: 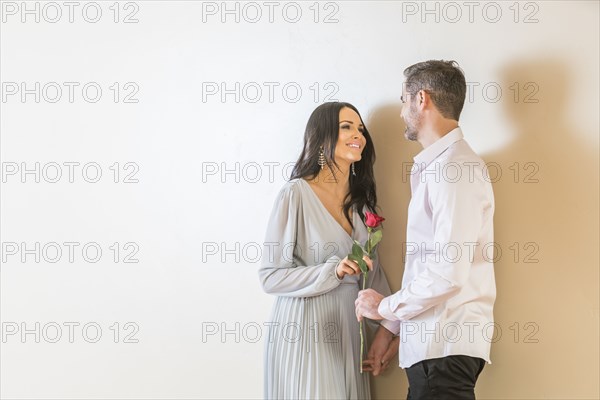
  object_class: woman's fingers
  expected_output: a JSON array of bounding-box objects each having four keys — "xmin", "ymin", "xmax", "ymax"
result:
[
  {"xmin": 337, "ymin": 257, "xmax": 362, "ymax": 278},
  {"xmin": 379, "ymin": 337, "xmax": 399, "ymax": 373},
  {"xmin": 341, "ymin": 265, "xmax": 355, "ymax": 276},
  {"xmin": 337, "ymin": 255, "xmax": 375, "ymax": 278},
  {"xmin": 362, "ymin": 358, "xmax": 376, "ymax": 372},
  {"xmin": 363, "ymin": 357, "xmax": 384, "ymax": 375},
  {"xmin": 343, "ymin": 258, "xmax": 361, "ymax": 275}
]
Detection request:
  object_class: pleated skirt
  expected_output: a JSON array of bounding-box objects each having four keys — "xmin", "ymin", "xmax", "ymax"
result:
[{"xmin": 263, "ymin": 282, "xmax": 370, "ymax": 400}]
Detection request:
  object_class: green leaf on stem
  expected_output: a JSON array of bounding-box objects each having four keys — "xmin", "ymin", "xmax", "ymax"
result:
[
  {"xmin": 348, "ymin": 254, "xmax": 360, "ymax": 263},
  {"xmin": 357, "ymin": 258, "xmax": 368, "ymax": 274},
  {"xmin": 351, "ymin": 244, "xmax": 368, "ymax": 273},
  {"xmin": 352, "ymin": 243, "xmax": 364, "ymax": 258},
  {"xmin": 368, "ymin": 229, "xmax": 383, "ymax": 249},
  {"xmin": 348, "ymin": 253, "xmax": 368, "ymax": 274}
]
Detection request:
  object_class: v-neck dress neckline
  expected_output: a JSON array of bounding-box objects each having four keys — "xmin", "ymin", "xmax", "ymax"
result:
[{"xmin": 299, "ymin": 178, "xmax": 355, "ymax": 241}]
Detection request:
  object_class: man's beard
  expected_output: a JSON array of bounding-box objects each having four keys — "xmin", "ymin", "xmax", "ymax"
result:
[
  {"xmin": 404, "ymin": 126, "xmax": 418, "ymax": 141},
  {"xmin": 403, "ymin": 103, "xmax": 421, "ymax": 141}
]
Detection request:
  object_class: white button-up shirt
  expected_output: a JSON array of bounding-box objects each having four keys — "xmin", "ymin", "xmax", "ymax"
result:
[{"xmin": 379, "ymin": 127, "xmax": 496, "ymax": 368}]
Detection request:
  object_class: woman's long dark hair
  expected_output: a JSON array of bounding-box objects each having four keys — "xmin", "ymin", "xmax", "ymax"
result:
[{"xmin": 290, "ymin": 102, "xmax": 377, "ymax": 228}]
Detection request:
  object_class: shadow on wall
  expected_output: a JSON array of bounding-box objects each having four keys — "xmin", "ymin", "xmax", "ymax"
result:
[
  {"xmin": 477, "ymin": 58, "xmax": 599, "ymax": 399},
  {"xmin": 364, "ymin": 58, "xmax": 599, "ymax": 399},
  {"xmin": 367, "ymin": 103, "xmax": 417, "ymax": 399}
]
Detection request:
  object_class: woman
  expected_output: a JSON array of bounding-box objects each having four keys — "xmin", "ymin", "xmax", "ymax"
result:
[{"xmin": 259, "ymin": 102, "xmax": 395, "ymax": 399}]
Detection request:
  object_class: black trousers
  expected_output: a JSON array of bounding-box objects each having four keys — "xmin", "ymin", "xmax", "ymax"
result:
[{"xmin": 406, "ymin": 355, "xmax": 486, "ymax": 400}]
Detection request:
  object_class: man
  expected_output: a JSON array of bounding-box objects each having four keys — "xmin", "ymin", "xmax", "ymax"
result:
[{"xmin": 355, "ymin": 60, "xmax": 496, "ymax": 399}]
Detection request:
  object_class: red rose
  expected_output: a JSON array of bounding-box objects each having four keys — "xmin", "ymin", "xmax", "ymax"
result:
[{"xmin": 365, "ymin": 211, "xmax": 385, "ymax": 228}]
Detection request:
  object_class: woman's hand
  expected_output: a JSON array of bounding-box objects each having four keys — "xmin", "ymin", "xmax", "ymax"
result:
[
  {"xmin": 336, "ymin": 255, "xmax": 374, "ymax": 279},
  {"xmin": 363, "ymin": 328, "xmax": 399, "ymax": 376}
]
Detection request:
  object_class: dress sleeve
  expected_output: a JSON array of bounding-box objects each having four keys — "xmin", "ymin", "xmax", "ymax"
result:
[{"xmin": 258, "ymin": 183, "xmax": 343, "ymax": 297}]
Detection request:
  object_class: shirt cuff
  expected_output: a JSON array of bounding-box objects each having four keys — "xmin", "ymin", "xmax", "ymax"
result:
[
  {"xmin": 378, "ymin": 295, "xmax": 399, "ymax": 322},
  {"xmin": 380, "ymin": 319, "xmax": 401, "ymax": 336},
  {"xmin": 378, "ymin": 297, "xmax": 400, "ymax": 335}
]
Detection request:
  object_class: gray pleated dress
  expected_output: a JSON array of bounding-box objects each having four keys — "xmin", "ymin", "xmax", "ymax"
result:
[{"xmin": 259, "ymin": 178, "xmax": 392, "ymax": 400}]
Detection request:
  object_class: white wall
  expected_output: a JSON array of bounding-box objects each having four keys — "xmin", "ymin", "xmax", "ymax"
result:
[{"xmin": 1, "ymin": 1, "xmax": 598, "ymax": 399}]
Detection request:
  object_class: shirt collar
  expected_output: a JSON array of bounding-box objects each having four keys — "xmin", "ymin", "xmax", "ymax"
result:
[{"xmin": 413, "ymin": 127, "xmax": 464, "ymax": 169}]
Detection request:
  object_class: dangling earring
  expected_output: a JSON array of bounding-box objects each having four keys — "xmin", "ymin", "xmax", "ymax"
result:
[
  {"xmin": 351, "ymin": 162, "xmax": 356, "ymax": 176},
  {"xmin": 318, "ymin": 146, "xmax": 326, "ymax": 169}
]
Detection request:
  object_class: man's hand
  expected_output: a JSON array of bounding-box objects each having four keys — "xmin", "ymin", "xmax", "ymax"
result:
[
  {"xmin": 355, "ymin": 288, "xmax": 385, "ymax": 322},
  {"xmin": 362, "ymin": 326, "xmax": 399, "ymax": 376}
]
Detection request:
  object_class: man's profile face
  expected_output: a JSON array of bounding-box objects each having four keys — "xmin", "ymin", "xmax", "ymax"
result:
[{"xmin": 401, "ymin": 86, "xmax": 421, "ymax": 141}]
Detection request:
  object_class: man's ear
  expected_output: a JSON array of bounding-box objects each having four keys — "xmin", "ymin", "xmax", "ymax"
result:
[{"xmin": 417, "ymin": 89, "xmax": 430, "ymax": 110}]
